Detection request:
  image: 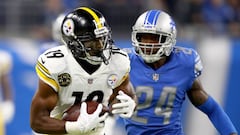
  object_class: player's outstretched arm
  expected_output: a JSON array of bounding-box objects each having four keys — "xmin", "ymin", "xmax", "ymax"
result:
[
  {"xmin": 187, "ymin": 79, "xmax": 238, "ymax": 135},
  {"xmin": 30, "ymin": 79, "xmax": 67, "ymax": 134}
]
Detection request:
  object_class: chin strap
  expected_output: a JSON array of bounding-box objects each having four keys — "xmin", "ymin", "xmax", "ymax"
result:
[{"xmin": 101, "ymin": 52, "xmax": 109, "ymax": 65}]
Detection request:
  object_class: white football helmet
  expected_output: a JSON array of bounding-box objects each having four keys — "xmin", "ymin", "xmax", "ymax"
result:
[
  {"xmin": 52, "ymin": 13, "xmax": 65, "ymax": 44},
  {"xmin": 132, "ymin": 10, "xmax": 177, "ymax": 63}
]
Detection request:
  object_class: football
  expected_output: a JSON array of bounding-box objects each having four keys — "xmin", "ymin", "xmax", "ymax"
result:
[{"xmin": 62, "ymin": 101, "xmax": 109, "ymax": 121}]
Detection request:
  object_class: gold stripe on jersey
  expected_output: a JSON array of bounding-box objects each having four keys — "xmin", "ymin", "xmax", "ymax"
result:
[
  {"xmin": 0, "ymin": 110, "xmax": 5, "ymax": 135},
  {"xmin": 116, "ymin": 70, "xmax": 130, "ymax": 88},
  {"xmin": 37, "ymin": 62, "xmax": 50, "ymax": 76},
  {"xmin": 79, "ymin": 7, "xmax": 102, "ymax": 28},
  {"xmin": 35, "ymin": 65, "xmax": 60, "ymax": 91}
]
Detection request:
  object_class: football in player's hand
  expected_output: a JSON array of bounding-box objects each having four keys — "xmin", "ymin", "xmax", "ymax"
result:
[{"xmin": 62, "ymin": 101, "xmax": 109, "ymax": 121}]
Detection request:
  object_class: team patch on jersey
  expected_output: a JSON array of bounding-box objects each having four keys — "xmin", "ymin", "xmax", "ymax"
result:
[
  {"xmin": 58, "ymin": 73, "xmax": 71, "ymax": 87},
  {"xmin": 107, "ymin": 74, "xmax": 118, "ymax": 88}
]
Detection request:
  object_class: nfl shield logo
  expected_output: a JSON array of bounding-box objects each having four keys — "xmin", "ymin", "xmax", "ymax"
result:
[
  {"xmin": 152, "ymin": 73, "xmax": 159, "ymax": 81},
  {"xmin": 88, "ymin": 79, "xmax": 93, "ymax": 84}
]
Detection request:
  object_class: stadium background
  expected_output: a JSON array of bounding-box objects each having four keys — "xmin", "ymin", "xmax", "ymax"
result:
[{"xmin": 0, "ymin": 0, "xmax": 239, "ymax": 134}]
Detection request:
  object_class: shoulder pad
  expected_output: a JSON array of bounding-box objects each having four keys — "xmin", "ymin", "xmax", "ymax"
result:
[
  {"xmin": 111, "ymin": 49, "xmax": 130, "ymax": 71},
  {"xmin": 112, "ymin": 48, "xmax": 128, "ymax": 57},
  {"xmin": 173, "ymin": 46, "xmax": 203, "ymax": 77},
  {"xmin": 37, "ymin": 46, "xmax": 69, "ymax": 74}
]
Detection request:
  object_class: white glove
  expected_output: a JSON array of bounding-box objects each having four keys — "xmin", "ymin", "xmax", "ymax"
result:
[
  {"xmin": 0, "ymin": 101, "xmax": 15, "ymax": 124},
  {"xmin": 111, "ymin": 91, "xmax": 136, "ymax": 118},
  {"xmin": 65, "ymin": 102, "xmax": 108, "ymax": 134}
]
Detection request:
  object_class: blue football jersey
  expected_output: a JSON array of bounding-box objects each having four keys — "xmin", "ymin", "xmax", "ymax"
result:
[{"xmin": 123, "ymin": 46, "xmax": 203, "ymax": 135}]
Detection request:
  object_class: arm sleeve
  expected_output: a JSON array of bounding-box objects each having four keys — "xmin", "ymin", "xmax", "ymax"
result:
[{"xmin": 197, "ymin": 96, "xmax": 237, "ymax": 135}]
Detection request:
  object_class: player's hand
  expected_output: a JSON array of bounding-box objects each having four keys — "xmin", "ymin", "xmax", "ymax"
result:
[
  {"xmin": 111, "ymin": 90, "xmax": 136, "ymax": 118},
  {"xmin": 0, "ymin": 101, "xmax": 15, "ymax": 124},
  {"xmin": 65, "ymin": 102, "xmax": 108, "ymax": 134}
]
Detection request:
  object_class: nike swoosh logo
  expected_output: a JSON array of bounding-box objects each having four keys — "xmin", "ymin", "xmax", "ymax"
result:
[{"xmin": 41, "ymin": 57, "xmax": 45, "ymax": 64}]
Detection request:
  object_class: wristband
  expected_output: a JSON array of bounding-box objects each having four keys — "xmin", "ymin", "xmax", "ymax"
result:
[
  {"xmin": 65, "ymin": 121, "xmax": 84, "ymax": 134},
  {"xmin": 1, "ymin": 100, "xmax": 15, "ymax": 123}
]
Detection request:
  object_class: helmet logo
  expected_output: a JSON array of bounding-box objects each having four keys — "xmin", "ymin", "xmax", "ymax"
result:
[
  {"xmin": 62, "ymin": 19, "xmax": 75, "ymax": 36},
  {"xmin": 170, "ymin": 19, "xmax": 176, "ymax": 33},
  {"xmin": 144, "ymin": 10, "xmax": 160, "ymax": 28}
]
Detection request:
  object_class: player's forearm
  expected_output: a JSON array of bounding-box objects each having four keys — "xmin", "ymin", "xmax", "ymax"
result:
[
  {"xmin": 31, "ymin": 117, "xmax": 67, "ymax": 134},
  {"xmin": 197, "ymin": 96, "xmax": 238, "ymax": 135},
  {"xmin": 132, "ymin": 94, "xmax": 138, "ymax": 111}
]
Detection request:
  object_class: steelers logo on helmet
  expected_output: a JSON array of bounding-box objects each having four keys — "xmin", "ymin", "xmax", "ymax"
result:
[{"xmin": 62, "ymin": 19, "xmax": 75, "ymax": 37}]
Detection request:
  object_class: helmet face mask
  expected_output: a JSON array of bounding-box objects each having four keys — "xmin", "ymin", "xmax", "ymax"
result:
[
  {"xmin": 132, "ymin": 10, "xmax": 177, "ymax": 63},
  {"xmin": 82, "ymin": 36, "xmax": 111, "ymax": 65},
  {"xmin": 61, "ymin": 7, "xmax": 112, "ymax": 65}
]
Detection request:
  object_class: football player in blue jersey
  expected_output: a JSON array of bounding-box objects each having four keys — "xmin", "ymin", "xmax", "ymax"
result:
[{"xmin": 123, "ymin": 9, "xmax": 238, "ymax": 135}]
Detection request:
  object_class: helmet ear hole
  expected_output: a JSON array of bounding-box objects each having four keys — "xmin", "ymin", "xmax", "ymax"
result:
[{"xmin": 160, "ymin": 35, "xmax": 167, "ymax": 43}]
